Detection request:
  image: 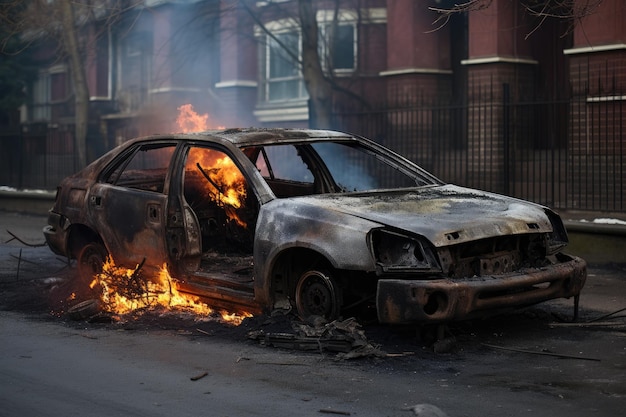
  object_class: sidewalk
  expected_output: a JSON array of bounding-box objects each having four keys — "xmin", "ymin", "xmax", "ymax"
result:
[{"xmin": 558, "ymin": 210, "xmax": 626, "ymax": 265}]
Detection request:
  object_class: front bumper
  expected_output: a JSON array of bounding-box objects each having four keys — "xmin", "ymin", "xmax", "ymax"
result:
[{"xmin": 376, "ymin": 253, "xmax": 587, "ymax": 324}]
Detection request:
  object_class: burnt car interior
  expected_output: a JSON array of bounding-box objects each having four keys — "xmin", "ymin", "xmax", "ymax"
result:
[
  {"xmin": 182, "ymin": 146, "xmax": 256, "ymax": 279},
  {"xmin": 181, "ymin": 144, "xmax": 334, "ymax": 259},
  {"xmin": 244, "ymin": 144, "xmax": 336, "ymax": 196}
]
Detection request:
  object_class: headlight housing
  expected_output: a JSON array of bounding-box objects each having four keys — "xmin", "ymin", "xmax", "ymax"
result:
[
  {"xmin": 544, "ymin": 209, "xmax": 568, "ymax": 255},
  {"xmin": 370, "ymin": 229, "xmax": 442, "ymax": 274}
]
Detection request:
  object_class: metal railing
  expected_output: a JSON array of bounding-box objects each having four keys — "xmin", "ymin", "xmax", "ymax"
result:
[
  {"xmin": 334, "ymin": 84, "xmax": 625, "ymax": 213},
  {"xmin": 1, "ymin": 83, "xmax": 624, "ymax": 214},
  {"xmin": 0, "ymin": 126, "xmax": 77, "ymax": 191}
]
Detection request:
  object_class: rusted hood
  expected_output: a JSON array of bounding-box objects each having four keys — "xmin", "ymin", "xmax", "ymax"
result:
[{"xmin": 296, "ymin": 185, "xmax": 554, "ymax": 247}]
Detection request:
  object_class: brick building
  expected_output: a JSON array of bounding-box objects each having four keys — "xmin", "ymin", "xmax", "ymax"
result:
[{"xmin": 1, "ymin": 0, "xmax": 624, "ymax": 211}]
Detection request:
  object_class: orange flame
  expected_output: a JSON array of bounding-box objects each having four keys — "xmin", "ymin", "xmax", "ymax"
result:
[
  {"xmin": 177, "ymin": 104, "xmax": 208, "ymax": 133},
  {"xmin": 176, "ymin": 104, "xmax": 225, "ymax": 133},
  {"xmin": 186, "ymin": 148, "xmax": 248, "ymax": 226},
  {"xmin": 176, "ymin": 105, "xmax": 245, "ymax": 226},
  {"xmin": 92, "ymin": 258, "xmax": 252, "ymax": 325}
]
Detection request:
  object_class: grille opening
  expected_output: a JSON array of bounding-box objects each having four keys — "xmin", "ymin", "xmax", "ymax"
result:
[{"xmin": 442, "ymin": 233, "xmax": 549, "ymax": 278}]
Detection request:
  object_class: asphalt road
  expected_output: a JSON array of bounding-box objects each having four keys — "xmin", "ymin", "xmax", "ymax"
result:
[{"xmin": 1, "ymin": 211, "xmax": 625, "ymax": 417}]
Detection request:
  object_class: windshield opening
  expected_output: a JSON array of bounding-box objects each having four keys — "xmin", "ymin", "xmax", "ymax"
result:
[{"xmin": 242, "ymin": 140, "xmax": 439, "ymax": 198}]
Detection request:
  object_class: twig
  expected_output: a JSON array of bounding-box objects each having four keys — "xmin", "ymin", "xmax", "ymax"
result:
[
  {"xmin": 254, "ymin": 361, "xmax": 310, "ymax": 366},
  {"xmin": 319, "ymin": 409, "xmax": 351, "ymax": 416},
  {"xmin": 385, "ymin": 352, "xmax": 416, "ymax": 357},
  {"xmin": 190, "ymin": 371, "xmax": 208, "ymax": 381},
  {"xmin": 196, "ymin": 328, "xmax": 213, "ymax": 336},
  {"xmin": 10, "ymin": 253, "xmax": 39, "ymax": 265},
  {"xmin": 550, "ymin": 321, "xmax": 625, "ymax": 328},
  {"xmin": 588, "ymin": 307, "xmax": 626, "ymax": 323},
  {"xmin": 483, "ymin": 343, "xmax": 600, "ymax": 362},
  {"xmin": 16, "ymin": 248, "xmax": 21, "ymax": 281},
  {"xmin": 5, "ymin": 230, "xmax": 47, "ymax": 247}
]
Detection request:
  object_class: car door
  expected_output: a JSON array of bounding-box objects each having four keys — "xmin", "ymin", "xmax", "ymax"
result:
[
  {"xmin": 171, "ymin": 143, "xmax": 260, "ymax": 309},
  {"xmin": 88, "ymin": 142, "xmax": 177, "ymax": 270},
  {"xmin": 179, "ymin": 144, "xmax": 257, "ymax": 259}
]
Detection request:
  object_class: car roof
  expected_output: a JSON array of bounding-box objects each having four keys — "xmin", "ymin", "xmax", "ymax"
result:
[{"xmin": 132, "ymin": 128, "xmax": 356, "ymax": 147}]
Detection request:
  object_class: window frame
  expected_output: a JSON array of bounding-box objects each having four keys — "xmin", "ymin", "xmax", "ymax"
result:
[
  {"xmin": 115, "ymin": 31, "xmax": 153, "ymax": 111},
  {"xmin": 257, "ymin": 11, "xmax": 359, "ymax": 104},
  {"xmin": 317, "ymin": 19, "xmax": 357, "ymax": 74},
  {"xmin": 264, "ymin": 30, "xmax": 308, "ymax": 103},
  {"xmin": 103, "ymin": 143, "xmax": 177, "ymax": 194},
  {"xmin": 31, "ymin": 64, "xmax": 68, "ymax": 122}
]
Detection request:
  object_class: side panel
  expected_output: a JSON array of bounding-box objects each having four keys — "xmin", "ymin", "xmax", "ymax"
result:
[
  {"xmin": 88, "ymin": 183, "xmax": 169, "ymax": 270},
  {"xmin": 253, "ymin": 199, "xmax": 380, "ymax": 305}
]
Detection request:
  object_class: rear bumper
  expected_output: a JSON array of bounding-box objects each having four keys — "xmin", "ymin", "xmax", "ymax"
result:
[
  {"xmin": 43, "ymin": 211, "xmax": 70, "ymax": 257},
  {"xmin": 376, "ymin": 253, "xmax": 587, "ymax": 324}
]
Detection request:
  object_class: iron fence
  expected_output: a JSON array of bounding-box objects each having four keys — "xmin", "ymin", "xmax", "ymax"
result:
[
  {"xmin": 335, "ymin": 85, "xmax": 625, "ymax": 213},
  {"xmin": 0, "ymin": 126, "xmax": 78, "ymax": 192},
  {"xmin": 1, "ymin": 84, "xmax": 624, "ymax": 214}
]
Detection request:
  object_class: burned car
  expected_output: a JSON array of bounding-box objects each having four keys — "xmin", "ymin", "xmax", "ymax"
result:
[{"xmin": 44, "ymin": 128, "xmax": 586, "ymax": 323}]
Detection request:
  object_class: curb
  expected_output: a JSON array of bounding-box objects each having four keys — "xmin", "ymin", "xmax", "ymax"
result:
[
  {"xmin": 564, "ymin": 220, "xmax": 626, "ymax": 237},
  {"xmin": 0, "ymin": 189, "xmax": 56, "ymax": 215}
]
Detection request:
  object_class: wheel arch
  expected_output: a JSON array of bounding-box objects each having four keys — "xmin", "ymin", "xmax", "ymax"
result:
[
  {"xmin": 267, "ymin": 246, "xmax": 338, "ymax": 310},
  {"xmin": 67, "ymin": 224, "xmax": 106, "ymax": 259}
]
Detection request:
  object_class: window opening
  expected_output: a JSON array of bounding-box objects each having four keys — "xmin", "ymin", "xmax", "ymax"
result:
[
  {"xmin": 183, "ymin": 147, "xmax": 256, "ymax": 254},
  {"xmin": 106, "ymin": 144, "xmax": 175, "ymax": 193}
]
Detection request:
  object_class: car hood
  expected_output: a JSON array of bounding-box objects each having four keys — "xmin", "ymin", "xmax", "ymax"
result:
[{"xmin": 293, "ymin": 184, "xmax": 554, "ymax": 247}]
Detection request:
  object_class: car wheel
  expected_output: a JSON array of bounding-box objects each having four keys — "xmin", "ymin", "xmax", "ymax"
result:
[
  {"xmin": 77, "ymin": 242, "xmax": 108, "ymax": 281},
  {"xmin": 295, "ymin": 270, "xmax": 341, "ymax": 322}
]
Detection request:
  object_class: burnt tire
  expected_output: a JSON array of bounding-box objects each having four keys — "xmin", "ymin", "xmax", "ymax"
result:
[
  {"xmin": 67, "ymin": 299, "xmax": 101, "ymax": 320},
  {"xmin": 77, "ymin": 242, "xmax": 108, "ymax": 282},
  {"xmin": 295, "ymin": 270, "xmax": 341, "ymax": 322}
]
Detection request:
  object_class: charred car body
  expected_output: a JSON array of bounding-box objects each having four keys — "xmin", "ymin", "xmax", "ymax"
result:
[{"xmin": 44, "ymin": 128, "xmax": 586, "ymax": 323}]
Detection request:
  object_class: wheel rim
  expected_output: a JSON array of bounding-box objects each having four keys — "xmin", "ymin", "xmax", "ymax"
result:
[
  {"xmin": 78, "ymin": 243, "xmax": 107, "ymax": 279},
  {"xmin": 295, "ymin": 270, "xmax": 339, "ymax": 320}
]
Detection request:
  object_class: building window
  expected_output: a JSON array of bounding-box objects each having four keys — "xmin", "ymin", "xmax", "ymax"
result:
[
  {"xmin": 267, "ymin": 31, "xmax": 306, "ymax": 102},
  {"xmin": 258, "ymin": 17, "xmax": 357, "ymax": 104},
  {"xmin": 32, "ymin": 72, "xmax": 51, "ymax": 122},
  {"xmin": 319, "ymin": 23, "xmax": 356, "ymax": 72},
  {"xmin": 116, "ymin": 32, "xmax": 152, "ymax": 112},
  {"xmin": 31, "ymin": 65, "xmax": 67, "ymax": 122}
]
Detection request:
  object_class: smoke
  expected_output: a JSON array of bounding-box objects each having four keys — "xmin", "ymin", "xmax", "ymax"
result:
[
  {"xmin": 116, "ymin": 2, "xmax": 248, "ymax": 135},
  {"xmin": 311, "ymin": 142, "xmax": 377, "ymax": 191}
]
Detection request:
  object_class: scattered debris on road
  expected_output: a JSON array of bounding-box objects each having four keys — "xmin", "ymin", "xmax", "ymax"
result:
[
  {"xmin": 403, "ymin": 403, "xmax": 449, "ymax": 417},
  {"xmin": 248, "ymin": 316, "xmax": 386, "ymax": 359},
  {"xmin": 190, "ymin": 371, "xmax": 208, "ymax": 381}
]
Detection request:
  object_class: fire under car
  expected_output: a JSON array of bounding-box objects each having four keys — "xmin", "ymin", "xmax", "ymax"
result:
[{"xmin": 43, "ymin": 128, "xmax": 586, "ymax": 324}]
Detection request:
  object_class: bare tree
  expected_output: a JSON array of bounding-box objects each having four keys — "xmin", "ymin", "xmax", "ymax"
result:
[
  {"xmin": 430, "ymin": 0, "xmax": 603, "ymax": 38},
  {"xmin": 298, "ymin": 0, "xmax": 333, "ymax": 129},
  {"xmin": 59, "ymin": 0, "xmax": 89, "ymax": 168},
  {"xmin": 239, "ymin": 0, "xmax": 368, "ymax": 129},
  {"xmin": 0, "ymin": 0, "xmax": 138, "ymax": 168},
  {"xmin": 1, "ymin": 0, "xmax": 369, "ymax": 149}
]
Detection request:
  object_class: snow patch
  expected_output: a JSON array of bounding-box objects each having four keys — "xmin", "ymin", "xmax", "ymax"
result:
[{"xmin": 575, "ymin": 218, "xmax": 626, "ymax": 226}]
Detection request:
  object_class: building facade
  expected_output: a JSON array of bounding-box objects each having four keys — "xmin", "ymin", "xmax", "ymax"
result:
[{"xmin": 1, "ymin": 0, "xmax": 624, "ymax": 211}]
